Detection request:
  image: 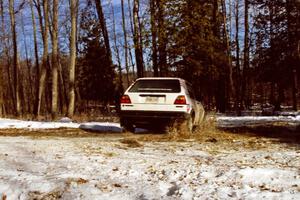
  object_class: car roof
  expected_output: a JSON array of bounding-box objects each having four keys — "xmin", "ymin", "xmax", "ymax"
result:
[
  {"xmin": 135, "ymin": 77, "xmax": 185, "ymax": 82},
  {"xmin": 135, "ymin": 77, "xmax": 190, "ymax": 86}
]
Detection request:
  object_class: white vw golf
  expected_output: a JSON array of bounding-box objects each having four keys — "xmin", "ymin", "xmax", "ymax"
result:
[{"xmin": 119, "ymin": 77, "xmax": 205, "ymax": 133}]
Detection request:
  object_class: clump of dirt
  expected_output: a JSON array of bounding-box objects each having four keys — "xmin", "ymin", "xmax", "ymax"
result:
[
  {"xmin": 66, "ymin": 178, "xmax": 89, "ymax": 186},
  {"xmin": 120, "ymin": 138, "xmax": 143, "ymax": 148},
  {"xmin": 27, "ymin": 190, "xmax": 63, "ymax": 200}
]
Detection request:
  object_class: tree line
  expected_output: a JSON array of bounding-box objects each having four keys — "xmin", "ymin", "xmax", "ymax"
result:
[{"xmin": 0, "ymin": 0, "xmax": 299, "ymax": 119}]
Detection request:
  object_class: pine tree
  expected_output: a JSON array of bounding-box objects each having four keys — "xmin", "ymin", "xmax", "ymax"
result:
[
  {"xmin": 167, "ymin": 0, "xmax": 229, "ymax": 111},
  {"xmin": 77, "ymin": 2, "xmax": 115, "ymax": 105}
]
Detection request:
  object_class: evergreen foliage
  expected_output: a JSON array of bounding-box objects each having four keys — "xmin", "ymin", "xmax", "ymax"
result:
[
  {"xmin": 166, "ymin": 0, "xmax": 229, "ymax": 111},
  {"xmin": 251, "ymin": 0, "xmax": 300, "ymax": 109},
  {"xmin": 77, "ymin": 2, "xmax": 115, "ymax": 104}
]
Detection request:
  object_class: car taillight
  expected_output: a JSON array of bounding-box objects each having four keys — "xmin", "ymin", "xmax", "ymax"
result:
[
  {"xmin": 174, "ymin": 95, "xmax": 186, "ymax": 104},
  {"xmin": 120, "ymin": 95, "xmax": 131, "ymax": 104}
]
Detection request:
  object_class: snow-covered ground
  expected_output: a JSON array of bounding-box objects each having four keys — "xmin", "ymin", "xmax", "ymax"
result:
[
  {"xmin": 0, "ymin": 118, "xmax": 122, "ymax": 132},
  {"xmin": 1, "ymin": 114, "xmax": 300, "ymax": 132},
  {"xmin": 216, "ymin": 115, "xmax": 300, "ymax": 129},
  {"xmin": 0, "ymin": 118, "xmax": 80, "ymax": 129},
  {"xmin": 0, "ymin": 117, "xmax": 299, "ymax": 199},
  {"xmin": 0, "ymin": 132, "xmax": 299, "ymax": 200}
]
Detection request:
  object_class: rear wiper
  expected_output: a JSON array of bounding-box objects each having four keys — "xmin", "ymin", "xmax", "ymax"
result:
[{"xmin": 138, "ymin": 88, "xmax": 172, "ymax": 91}]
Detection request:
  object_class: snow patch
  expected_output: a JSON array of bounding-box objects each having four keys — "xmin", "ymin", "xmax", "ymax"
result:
[
  {"xmin": 216, "ymin": 115, "xmax": 300, "ymax": 128},
  {"xmin": 0, "ymin": 118, "xmax": 124, "ymax": 133},
  {"xmin": 79, "ymin": 122, "xmax": 123, "ymax": 132},
  {"xmin": 0, "ymin": 118, "xmax": 80, "ymax": 129}
]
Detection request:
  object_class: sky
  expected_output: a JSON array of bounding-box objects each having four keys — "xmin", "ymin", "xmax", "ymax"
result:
[{"xmin": 1, "ymin": 0, "xmax": 132, "ymax": 63}]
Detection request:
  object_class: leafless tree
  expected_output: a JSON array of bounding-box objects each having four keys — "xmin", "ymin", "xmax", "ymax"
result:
[
  {"xmin": 121, "ymin": 0, "xmax": 130, "ymax": 85},
  {"xmin": 9, "ymin": 0, "xmax": 21, "ymax": 115},
  {"xmin": 133, "ymin": 0, "xmax": 144, "ymax": 77},
  {"xmin": 51, "ymin": 0, "xmax": 59, "ymax": 118},
  {"xmin": 95, "ymin": 0, "xmax": 112, "ymax": 65},
  {"xmin": 150, "ymin": 0, "xmax": 158, "ymax": 76},
  {"xmin": 110, "ymin": 0, "xmax": 123, "ymax": 93},
  {"xmin": 34, "ymin": 0, "xmax": 49, "ymax": 117},
  {"xmin": 67, "ymin": 0, "xmax": 78, "ymax": 117}
]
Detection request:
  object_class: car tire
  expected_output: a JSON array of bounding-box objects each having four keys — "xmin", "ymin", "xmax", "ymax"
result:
[{"xmin": 120, "ymin": 118, "xmax": 135, "ymax": 133}]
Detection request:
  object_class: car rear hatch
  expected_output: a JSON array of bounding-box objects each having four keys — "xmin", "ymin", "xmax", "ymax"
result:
[{"xmin": 123, "ymin": 79, "xmax": 187, "ymax": 112}]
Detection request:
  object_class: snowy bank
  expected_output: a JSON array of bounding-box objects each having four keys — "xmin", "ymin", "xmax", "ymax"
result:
[
  {"xmin": 79, "ymin": 122, "xmax": 123, "ymax": 133},
  {"xmin": 0, "ymin": 118, "xmax": 123, "ymax": 133},
  {"xmin": 0, "ymin": 118, "xmax": 80, "ymax": 129},
  {"xmin": 1, "ymin": 114, "xmax": 300, "ymax": 132},
  {"xmin": 216, "ymin": 115, "xmax": 300, "ymax": 129}
]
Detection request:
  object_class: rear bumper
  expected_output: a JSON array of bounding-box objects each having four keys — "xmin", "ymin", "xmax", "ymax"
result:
[{"xmin": 120, "ymin": 110, "xmax": 189, "ymax": 124}]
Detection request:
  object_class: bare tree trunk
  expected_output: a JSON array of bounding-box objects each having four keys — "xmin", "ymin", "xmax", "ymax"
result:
[
  {"xmin": 94, "ymin": 0, "xmax": 112, "ymax": 65},
  {"xmin": 3, "ymin": 44, "xmax": 15, "ymax": 113},
  {"xmin": 9, "ymin": 0, "xmax": 21, "ymax": 116},
  {"xmin": 137, "ymin": 0, "xmax": 144, "ymax": 71},
  {"xmin": 269, "ymin": 2, "xmax": 278, "ymax": 110},
  {"xmin": 292, "ymin": 67, "xmax": 298, "ymax": 110},
  {"xmin": 133, "ymin": 0, "xmax": 144, "ymax": 78},
  {"xmin": 0, "ymin": 0, "xmax": 4, "ymax": 116},
  {"xmin": 121, "ymin": 0, "xmax": 130, "ymax": 85},
  {"xmin": 111, "ymin": 1, "xmax": 123, "ymax": 93},
  {"xmin": 58, "ymin": 64, "xmax": 64, "ymax": 114},
  {"xmin": 128, "ymin": 44, "xmax": 136, "ymax": 78},
  {"xmin": 221, "ymin": 0, "xmax": 234, "ymax": 107},
  {"xmin": 1, "ymin": 0, "xmax": 14, "ymax": 113},
  {"xmin": 2, "ymin": 0, "xmax": 14, "ymax": 114},
  {"xmin": 157, "ymin": 0, "xmax": 167, "ymax": 76},
  {"xmin": 287, "ymin": 0, "xmax": 298, "ymax": 111},
  {"xmin": 235, "ymin": 0, "xmax": 241, "ymax": 115},
  {"xmin": 51, "ymin": 0, "xmax": 59, "ymax": 119},
  {"xmin": 242, "ymin": 0, "xmax": 250, "ymax": 109},
  {"xmin": 127, "ymin": 0, "xmax": 136, "ymax": 77},
  {"xmin": 5, "ymin": 52, "xmax": 15, "ymax": 113},
  {"xmin": 30, "ymin": 0, "xmax": 40, "ymax": 116},
  {"xmin": 67, "ymin": 0, "xmax": 78, "ymax": 117},
  {"xmin": 150, "ymin": 0, "xmax": 158, "ymax": 76},
  {"xmin": 213, "ymin": 0, "xmax": 226, "ymax": 113},
  {"xmin": 34, "ymin": 0, "xmax": 49, "ymax": 117},
  {"xmin": 228, "ymin": 0, "xmax": 232, "ymax": 38},
  {"xmin": 20, "ymin": 11, "xmax": 33, "ymax": 113},
  {"xmin": 58, "ymin": 59, "xmax": 68, "ymax": 113},
  {"xmin": 294, "ymin": 40, "xmax": 300, "ymax": 110}
]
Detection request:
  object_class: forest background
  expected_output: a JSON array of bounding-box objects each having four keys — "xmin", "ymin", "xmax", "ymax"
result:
[{"xmin": 0, "ymin": 0, "xmax": 299, "ymax": 119}]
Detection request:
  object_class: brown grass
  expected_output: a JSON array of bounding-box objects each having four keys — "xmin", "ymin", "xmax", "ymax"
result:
[
  {"xmin": 103, "ymin": 152, "xmax": 119, "ymax": 157},
  {"xmin": 0, "ymin": 128, "xmax": 125, "ymax": 138},
  {"xmin": 120, "ymin": 138, "xmax": 143, "ymax": 148},
  {"xmin": 135, "ymin": 116, "xmax": 226, "ymax": 142},
  {"xmin": 128, "ymin": 116, "xmax": 285, "ymax": 152}
]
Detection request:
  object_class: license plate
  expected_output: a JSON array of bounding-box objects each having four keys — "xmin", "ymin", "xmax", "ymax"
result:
[{"xmin": 145, "ymin": 96, "xmax": 158, "ymax": 103}]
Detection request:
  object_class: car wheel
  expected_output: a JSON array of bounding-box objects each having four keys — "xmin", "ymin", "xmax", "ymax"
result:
[{"xmin": 120, "ymin": 118, "xmax": 135, "ymax": 133}]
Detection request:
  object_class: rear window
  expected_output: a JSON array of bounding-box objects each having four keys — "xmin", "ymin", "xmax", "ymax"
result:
[{"xmin": 129, "ymin": 79, "xmax": 181, "ymax": 93}]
